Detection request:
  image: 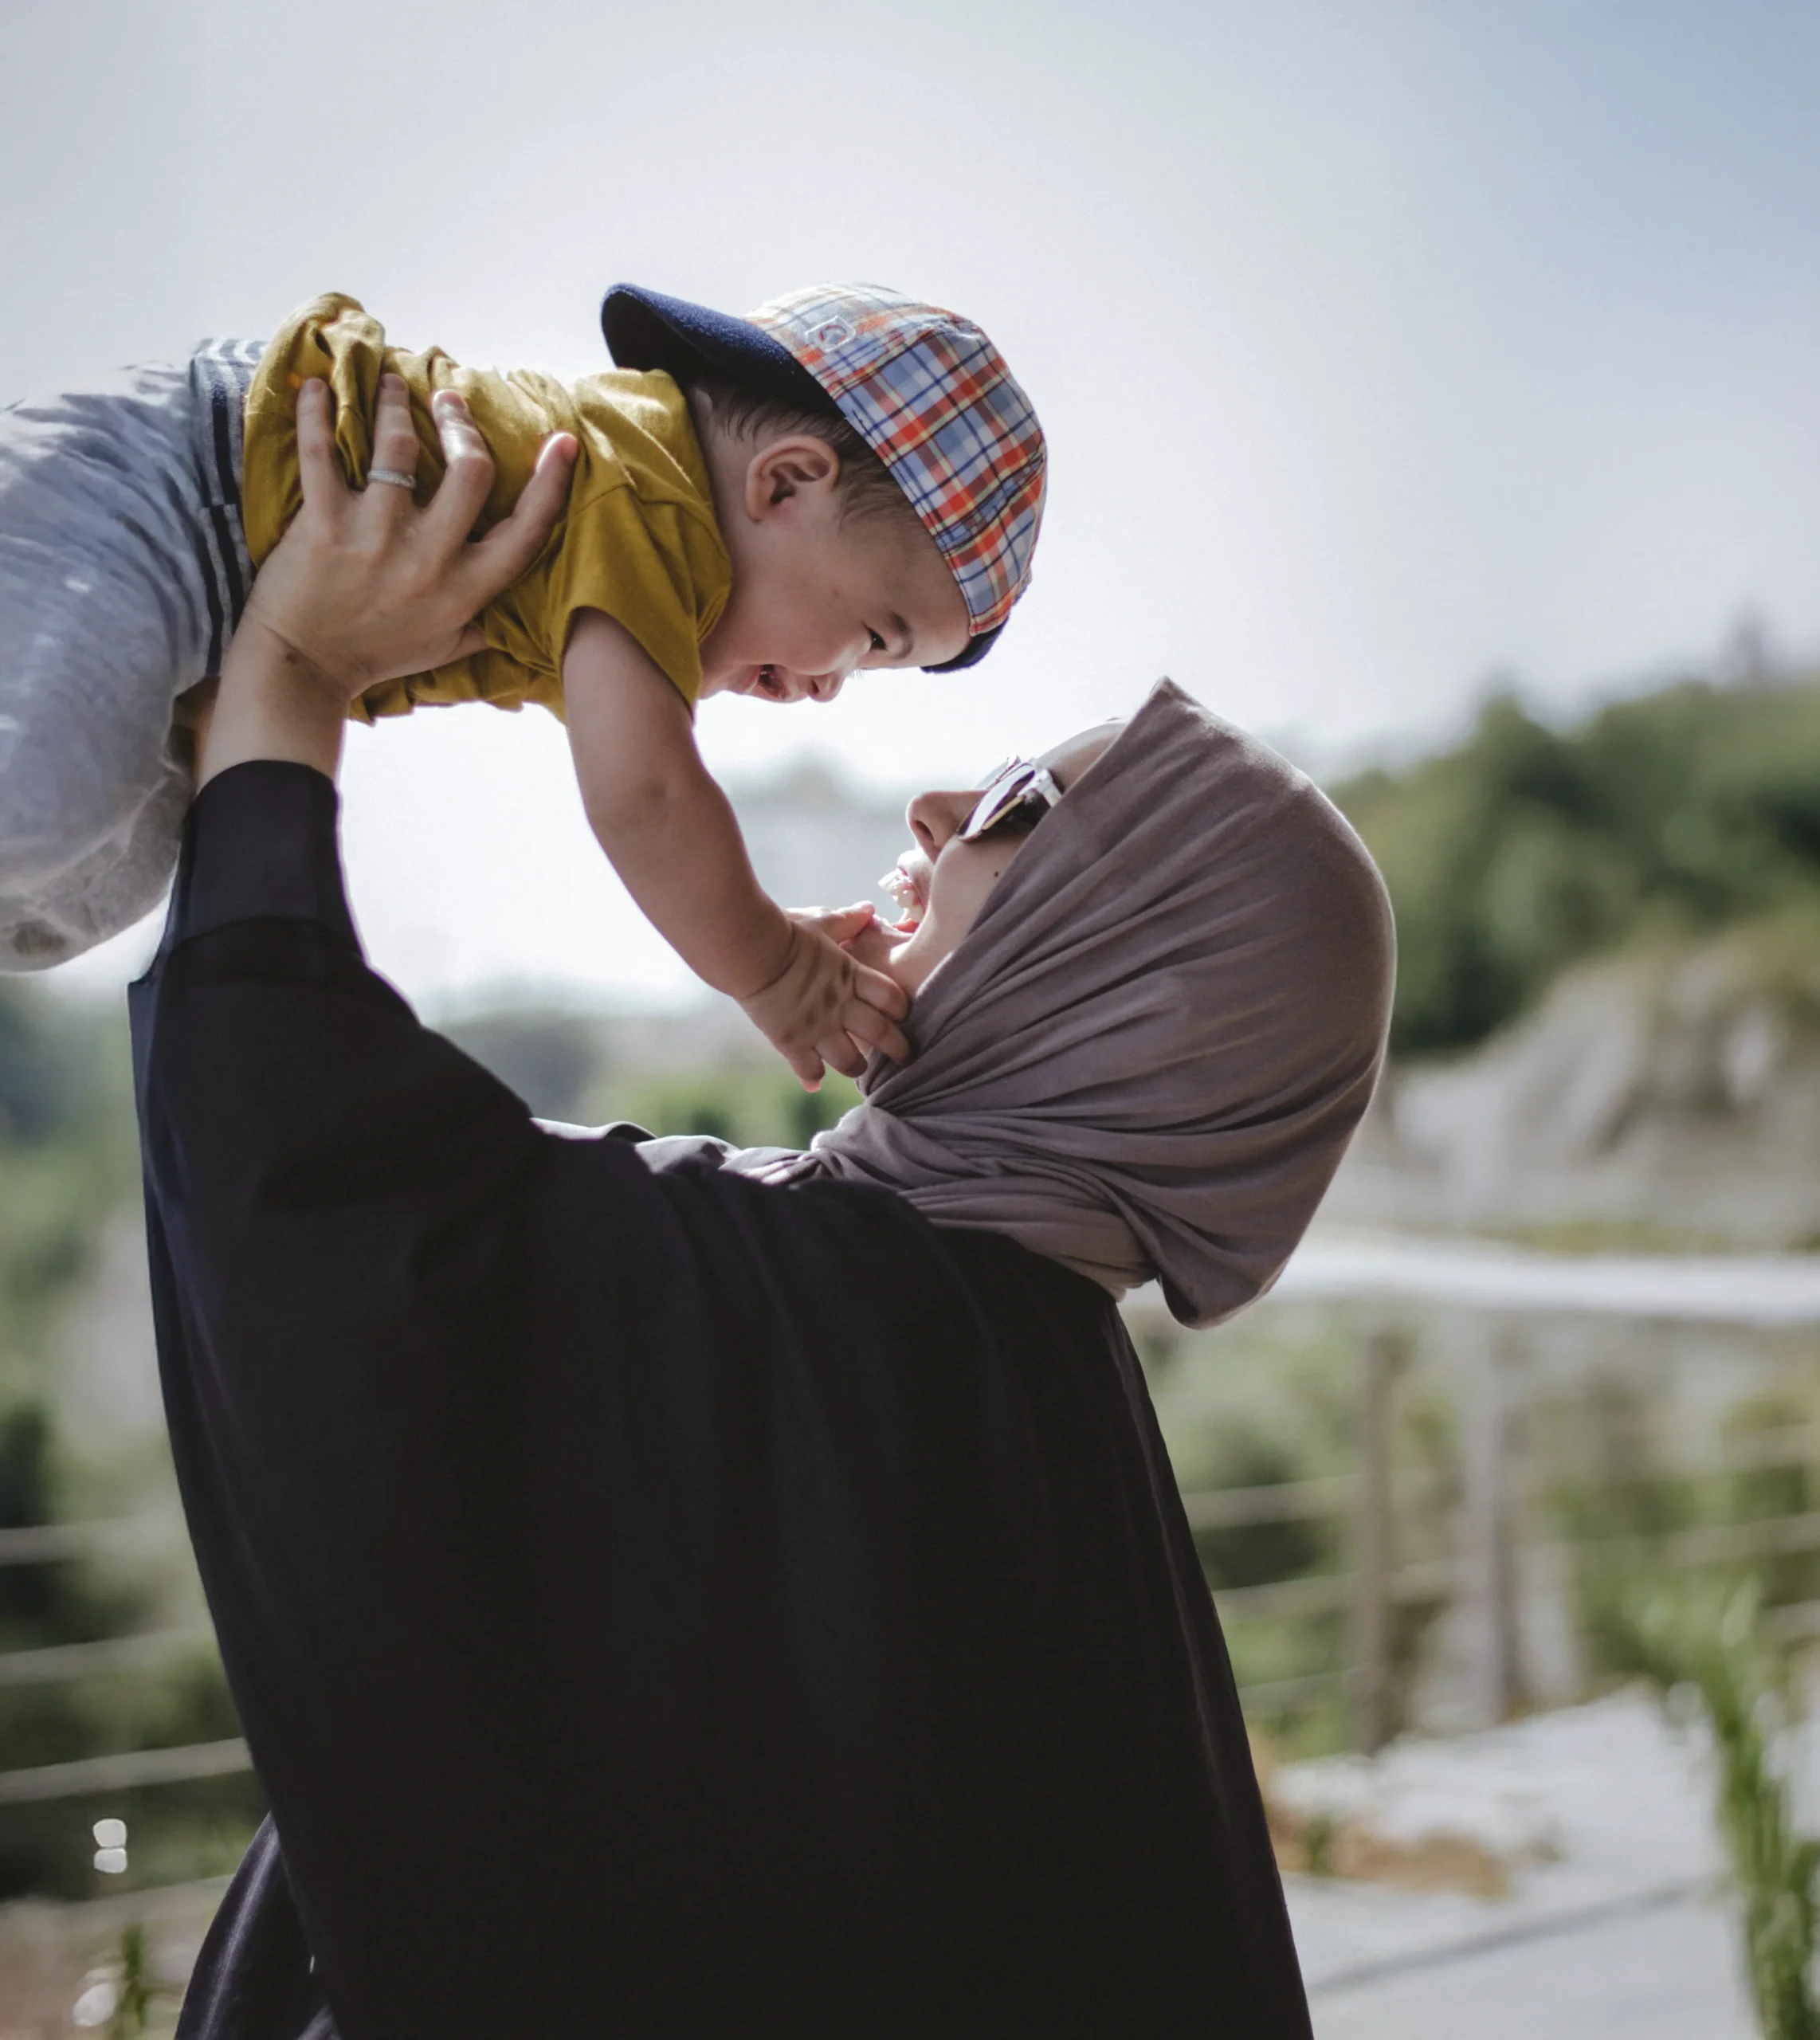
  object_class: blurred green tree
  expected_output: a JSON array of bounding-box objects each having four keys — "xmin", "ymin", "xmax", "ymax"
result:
[{"xmin": 1336, "ymin": 675, "xmax": 1820, "ymax": 1054}]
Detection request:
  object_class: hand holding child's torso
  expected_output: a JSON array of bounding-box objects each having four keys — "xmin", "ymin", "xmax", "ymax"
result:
[{"xmin": 240, "ymin": 294, "xmax": 731, "ymax": 724}]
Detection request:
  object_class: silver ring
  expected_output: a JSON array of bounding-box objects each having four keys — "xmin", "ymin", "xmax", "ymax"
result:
[{"xmin": 366, "ymin": 467, "xmax": 418, "ymax": 491}]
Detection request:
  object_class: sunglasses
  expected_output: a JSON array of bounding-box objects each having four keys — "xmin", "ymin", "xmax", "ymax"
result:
[{"xmin": 957, "ymin": 758, "xmax": 1064, "ymax": 842}]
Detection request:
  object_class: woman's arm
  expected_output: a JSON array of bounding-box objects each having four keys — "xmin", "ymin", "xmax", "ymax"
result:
[{"xmin": 200, "ymin": 372, "xmax": 576, "ymax": 784}]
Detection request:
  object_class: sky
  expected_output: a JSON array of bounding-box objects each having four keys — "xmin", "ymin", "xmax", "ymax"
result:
[{"xmin": 6, "ymin": 0, "xmax": 1819, "ymax": 1005}]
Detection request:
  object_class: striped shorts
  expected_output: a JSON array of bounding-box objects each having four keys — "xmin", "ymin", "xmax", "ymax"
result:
[{"xmin": 0, "ymin": 339, "xmax": 261, "ymax": 970}]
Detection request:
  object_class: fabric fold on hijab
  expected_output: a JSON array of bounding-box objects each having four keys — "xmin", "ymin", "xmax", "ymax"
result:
[{"xmin": 753, "ymin": 679, "xmax": 1394, "ymax": 1327}]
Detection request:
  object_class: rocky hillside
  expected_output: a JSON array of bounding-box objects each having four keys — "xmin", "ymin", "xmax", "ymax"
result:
[
  {"xmin": 1315, "ymin": 665, "xmax": 1820, "ymax": 1244},
  {"xmin": 1323, "ymin": 911, "xmax": 1820, "ymax": 1248}
]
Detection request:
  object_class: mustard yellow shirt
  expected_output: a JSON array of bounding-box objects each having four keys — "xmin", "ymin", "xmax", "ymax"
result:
[{"xmin": 241, "ymin": 293, "xmax": 732, "ymax": 724}]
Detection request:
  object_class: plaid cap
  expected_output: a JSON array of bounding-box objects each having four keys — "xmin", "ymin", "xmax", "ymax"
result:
[{"xmin": 745, "ymin": 283, "xmax": 1046, "ymax": 641}]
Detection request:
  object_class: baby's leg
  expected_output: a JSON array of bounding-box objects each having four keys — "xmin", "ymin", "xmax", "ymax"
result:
[{"xmin": 0, "ymin": 359, "xmax": 230, "ymax": 968}]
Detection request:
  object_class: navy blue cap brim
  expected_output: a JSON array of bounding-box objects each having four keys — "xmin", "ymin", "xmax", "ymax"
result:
[
  {"xmin": 601, "ymin": 282, "xmax": 1000, "ymax": 673},
  {"xmin": 601, "ymin": 284, "xmax": 837, "ymax": 420},
  {"xmin": 923, "ymin": 622, "xmax": 998, "ymax": 673}
]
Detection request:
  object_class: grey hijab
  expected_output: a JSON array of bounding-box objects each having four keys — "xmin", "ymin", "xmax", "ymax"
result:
[{"xmin": 754, "ymin": 680, "xmax": 1394, "ymax": 1328}]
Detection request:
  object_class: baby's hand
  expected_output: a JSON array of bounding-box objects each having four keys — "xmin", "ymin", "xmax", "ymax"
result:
[{"xmin": 739, "ymin": 907, "xmax": 910, "ymax": 1089}]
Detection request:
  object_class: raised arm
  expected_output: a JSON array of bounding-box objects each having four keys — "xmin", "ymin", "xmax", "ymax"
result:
[
  {"xmin": 563, "ymin": 608, "xmax": 911, "ymax": 1085},
  {"xmin": 131, "ymin": 378, "xmax": 650, "ymax": 2037}
]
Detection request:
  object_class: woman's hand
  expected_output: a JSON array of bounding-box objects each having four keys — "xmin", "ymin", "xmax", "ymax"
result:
[{"xmin": 200, "ymin": 375, "xmax": 577, "ymax": 784}]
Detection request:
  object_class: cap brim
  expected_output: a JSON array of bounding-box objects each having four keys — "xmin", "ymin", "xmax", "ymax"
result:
[
  {"xmin": 924, "ymin": 622, "xmax": 999, "ymax": 673},
  {"xmin": 601, "ymin": 284, "xmax": 837, "ymax": 418}
]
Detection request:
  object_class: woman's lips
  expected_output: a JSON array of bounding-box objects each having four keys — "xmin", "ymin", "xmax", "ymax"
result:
[{"xmin": 879, "ymin": 863, "xmax": 924, "ymax": 930}]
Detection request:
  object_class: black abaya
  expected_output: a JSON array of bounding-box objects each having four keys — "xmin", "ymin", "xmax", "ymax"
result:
[{"xmin": 132, "ymin": 763, "xmax": 1312, "ymax": 2038}]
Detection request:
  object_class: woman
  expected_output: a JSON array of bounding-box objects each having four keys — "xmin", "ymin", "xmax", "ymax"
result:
[{"xmin": 140, "ymin": 382, "xmax": 1393, "ymax": 2038}]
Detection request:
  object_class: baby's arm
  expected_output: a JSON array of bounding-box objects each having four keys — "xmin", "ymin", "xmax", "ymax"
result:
[{"xmin": 563, "ymin": 610, "xmax": 909, "ymax": 1087}]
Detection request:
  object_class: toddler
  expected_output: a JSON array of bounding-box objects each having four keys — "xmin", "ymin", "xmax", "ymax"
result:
[{"xmin": 0, "ymin": 281, "xmax": 1046, "ymax": 1082}]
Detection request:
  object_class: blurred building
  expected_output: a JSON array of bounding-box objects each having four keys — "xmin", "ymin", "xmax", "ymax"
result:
[{"xmin": 729, "ymin": 759, "xmax": 916, "ymax": 920}]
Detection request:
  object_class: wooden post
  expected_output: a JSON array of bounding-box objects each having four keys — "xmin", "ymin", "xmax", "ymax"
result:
[
  {"xmin": 1352, "ymin": 1324, "xmax": 1397, "ymax": 1754},
  {"xmin": 1461, "ymin": 1315, "xmax": 1521, "ymax": 1725}
]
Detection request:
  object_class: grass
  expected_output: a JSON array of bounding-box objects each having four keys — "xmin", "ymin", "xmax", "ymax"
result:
[{"xmin": 1612, "ymin": 1578, "xmax": 1819, "ymax": 2040}]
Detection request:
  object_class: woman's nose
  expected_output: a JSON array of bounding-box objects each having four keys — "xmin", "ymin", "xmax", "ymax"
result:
[
  {"xmin": 905, "ymin": 789, "xmax": 972, "ymax": 857},
  {"xmin": 808, "ymin": 668, "xmax": 847, "ymax": 704}
]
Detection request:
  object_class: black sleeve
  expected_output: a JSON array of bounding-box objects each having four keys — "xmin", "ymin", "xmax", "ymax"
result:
[
  {"xmin": 139, "ymin": 765, "xmax": 1311, "ymax": 2040},
  {"xmin": 134, "ymin": 763, "xmax": 613, "ymax": 2034}
]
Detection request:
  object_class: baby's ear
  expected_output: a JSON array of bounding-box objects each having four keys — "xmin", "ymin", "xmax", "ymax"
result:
[{"xmin": 747, "ymin": 434, "xmax": 841, "ymax": 515}]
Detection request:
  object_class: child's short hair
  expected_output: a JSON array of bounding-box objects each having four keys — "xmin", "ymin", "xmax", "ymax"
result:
[{"xmin": 684, "ymin": 370, "xmax": 920, "ymax": 532}]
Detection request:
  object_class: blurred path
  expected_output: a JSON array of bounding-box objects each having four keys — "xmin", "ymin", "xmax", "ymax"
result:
[
  {"xmin": 0, "ymin": 1875, "xmax": 224, "ymax": 2034},
  {"xmin": 1281, "ymin": 1691, "xmax": 1762, "ymax": 2038},
  {"xmin": 1301, "ymin": 1885, "xmax": 1748, "ymax": 2040}
]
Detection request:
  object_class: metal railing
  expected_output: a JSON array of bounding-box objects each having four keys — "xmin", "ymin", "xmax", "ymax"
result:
[
  {"xmin": 1140, "ymin": 1234, "xmax": 1820, "ymax": 1748},
  {"xmin": 6, "ymin": 1234, "xmax": 1820, "ymax": 1816},
  {"xmin": 0, "ymin": 1512, "xmax": 252, "ymax": 1809}
]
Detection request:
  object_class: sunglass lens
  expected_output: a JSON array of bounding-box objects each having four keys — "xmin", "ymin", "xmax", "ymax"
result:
[{"xmin": 961, "ymin": 763, "xmax": 1034, "ymax": 840}]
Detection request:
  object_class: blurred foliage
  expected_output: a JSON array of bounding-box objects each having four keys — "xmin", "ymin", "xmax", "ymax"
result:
[
  {"xmin": 1553, "ymin": 1379, "xmax": 1820, "ymax": 1677},
  {"xmin": 1333, "ymin": 673, "xmax": 1820, "ymax": 1054},
  {"xmin": 442, "ymin": 1001, "xmax": 864, "ymax": 1151},
  {"xmin": 1610, "ymin": 1579, "xmax": 1818, "ymax": 2040},
  {"xmin": 0, "ymin": 975, "xmax": 134, "ymax": 1501},
  {"xmin": 0, "ymin": 984, "xmax": 134, "ymax": 1392},
  {"xmin": 609, "ymin": 1066, "xmax": 861, "ymax": 1152},
  {"xmin": 1724, "ymin": 1395, "xmax": 1820, "ymax": 1614},
  {"xmin": 0, "ymin": 1403, "xmax": 138, "ymax": 1654},
  {"xmin": 0, "ymin": 983, "xmax": 96, "ymax": 1144},
  {"xmin": 1148, "ymin": 1303, "xmax": 1457, "ymax": 1757},
  {"xmin": 108, "ymin": 1920, "xmax": 175, "ymax": 2038},
  {"xmin": 1190, "ymin": 1431, "xmax": 1330, "ymax": 1593},
  {"xmin": 0, "ymin": 981, "xmax": 261, "ymax": 1901},
  {"xmin": 1545, "ymin": 1371, "xmax": 1697, "ymax": 1557},
  {"xmin": 441, "ymin": 1006, "xmax": 604, "ymax": 1125}
]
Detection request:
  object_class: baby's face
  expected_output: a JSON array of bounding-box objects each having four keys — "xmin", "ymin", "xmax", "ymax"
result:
[{"xmin": 697, "ymin": 442, "xmax": 971, "ymax": 703}]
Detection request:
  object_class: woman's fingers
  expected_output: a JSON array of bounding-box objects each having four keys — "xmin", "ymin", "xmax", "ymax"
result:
[
  {"xmin": 293, "ymin": 379, "xmax": 345, "ymax": 512},
  {"xmin": 229, "ymin": 374, "xmax": 559, "ymax": 720},
  {"xmin": 425, "ymin": 387, "xmax": 496, "ymax": 540},
  {"xmin": 464, "ymin": 419, "xmax": 576, "ymax": 601},
  {"xmin": 366, "ymin": 374, "xmax": 422, "ymax": 504},
  {"xmin": 418, "ymin": 388, "xmax": 574, "ymax": 615}
]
